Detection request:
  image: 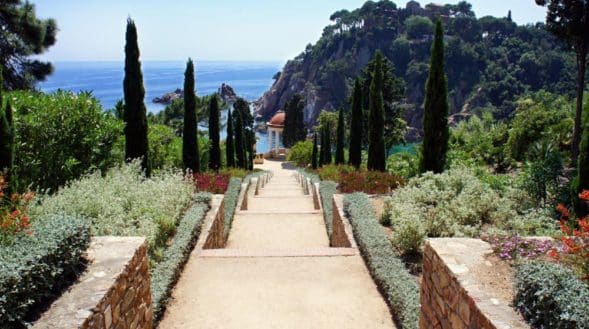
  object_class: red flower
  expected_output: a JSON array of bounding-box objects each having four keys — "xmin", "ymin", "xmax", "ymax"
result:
[{"xmin": 579, "ymin": 190, "xmax": 589, "ymax": 201}]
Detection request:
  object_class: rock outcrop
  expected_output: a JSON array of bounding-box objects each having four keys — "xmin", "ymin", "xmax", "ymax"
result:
[
  {"xmin": 218, "ymin": 83, "xmax": 238, "ymax": 103},
  {"xmin": 153, "ymin": 88, "xmax": 182, "ymax": 104}
]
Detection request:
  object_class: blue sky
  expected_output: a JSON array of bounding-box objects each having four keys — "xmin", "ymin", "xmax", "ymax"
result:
[{"xmin": 34, "ymin": 1, "xmax": 547, "ymax": 62}]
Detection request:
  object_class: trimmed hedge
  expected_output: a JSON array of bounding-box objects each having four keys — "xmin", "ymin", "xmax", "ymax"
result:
[
  {"xmin": 344, "ymin": 193, "xmax": 419, "ymax": 329},
  {"xmin": 514, "ymin": 261, "xmax": 589, "ymax": 329},
  {"xmin": 151, "ymin": 193, "xmax": 211, "ymax": 321},
  {"xmin": 223, "ymin": 177, "xmax": 243, "ymax": 240},
  {"xmin": 319, "ymin": 181, "xmax": 337, "ymax": 238},
  {"xmin": 0, "ymin": 214, "xmax": 90, "ymax": 326}
]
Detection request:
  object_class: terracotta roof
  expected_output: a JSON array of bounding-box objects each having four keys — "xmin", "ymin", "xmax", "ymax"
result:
[{"xmin": 268, "ymin": 111, "xmax": 285, "ymax": 127}]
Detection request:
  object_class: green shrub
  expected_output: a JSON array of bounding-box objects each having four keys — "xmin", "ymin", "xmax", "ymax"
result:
[
  {"xmin": 0, "ymin": 214, "xmax": 90, "ymax": 326},
  {"xmin": 319, "ymin": 181, "xmax": 337, "ymax": 238},
  {"xmin": 30, "ymin": 161, "xmax": 193, "ymax": 263},
  {"xmin": 287, "ymin": 140, "xmax": 313, "ymax": 167},
  {"xmin": 151, "ymin": 193, "xmax": 211, "ymax": 322},
  {"xmin": 344, "ymin": 193, "xmax": 419, "ymax": 329},
  {"xmin": 514, "ymin": 261, "xmax": 589, "ymax": 329},
  {"xmin": 317, "ymin": 164, "xmax": 356, "ymax": 182},
  {"xmin": 387, "ymin": 152, "xmax": 420, "ymax": 179},
  {"xmin": 223, "ymin": 177, "xmax": 243, "ymax": 240},
  {"xmin": 383, "ymin": 167, "xmax": 557, "ymax": 255},
  {"xmin": 10, "ymin": 90, "xmax": 122, "ymax": 191}
]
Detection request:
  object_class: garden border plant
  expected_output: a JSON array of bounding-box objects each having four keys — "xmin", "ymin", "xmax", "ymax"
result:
[
  {"xmin": 151, "ymin": 193, "xmax": 211, "ymax": 322},
  {"xmin": 0, "ymin": 214, "xmax": 90, "ymax": 326},
  {"xmin": 514, "ymin": 261, "xmax": 589, "ymax": 329},
  {"xmin": 344, "ymin": 193, "xmax": 419, "ymax": 329}
]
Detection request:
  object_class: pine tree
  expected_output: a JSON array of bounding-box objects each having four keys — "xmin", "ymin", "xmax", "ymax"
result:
[
  {"xmin": 420, "ymin": 19, "xmax": 450, "ymax": 174},
  {"xmin": 335, "ymin": 107, "xmax": 345, "ymax": 165},
  {"xmin": 208, "ymin": 95, "xmax": 221, "ymax": 171},
  {"xmin": 226, "ymin": 109, "xmax": 235, "ymax": 168},
  {"xmin": 183, "ymin": 58, "xmax": 199, "ymax": 173},
  {"xmin": 234, "ymin": 110, "xmax": 246, "ymax": 169},
  {"xmin": 123, "ymin": 18, "xmax": 150, "ymax": 176},
  {"xmin": 349, "ymin": 78, "xmax": 363, "ymax": 169},
  {"xmin": 367, "ymin": 51, "xmax": 386, "ymax": 172},
  {"xmin": 312, "ymin": 132, "xmax": 319, "ymax": 169}
]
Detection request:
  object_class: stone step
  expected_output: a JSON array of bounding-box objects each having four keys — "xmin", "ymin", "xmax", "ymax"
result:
[
  {"xmin": 246, "ymin": 197, "xmax": 315, "ymax": 212},
  {"xmin": 196, "ymin": 248, "xmax": 357, "ymax": 258}
]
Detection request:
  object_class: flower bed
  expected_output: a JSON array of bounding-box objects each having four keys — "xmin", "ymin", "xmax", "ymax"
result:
[
  {"xmin": 344, "ymin": 193, "xmax": 419, "ymax": 329},
  {"xmin": 151, "ymin": 193, "xmax": 211, "ymax": 322},
  {"xmin": 314, "ymin": 165, "xmax": 404, "ymax": 194},
  {"xmin": 193, "ymin": 172, "xmax": 230, "ymax": 194},
  {"xmin": 223, "ymin": 177, "xmax": 243, "ymax": 240},
  {"xmin": 0, "ymin": 214, "xmax": 90, "ymax": 326}
]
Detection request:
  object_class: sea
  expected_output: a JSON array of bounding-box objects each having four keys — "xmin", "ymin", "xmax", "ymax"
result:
[{"xmin": 39, "ymin": 60, "xmax": 283, "ymax": 152}]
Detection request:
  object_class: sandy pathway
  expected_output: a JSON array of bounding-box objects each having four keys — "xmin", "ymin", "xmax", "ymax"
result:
[{"xmin": 158, "ymin": 159, "xmax": 395, "ymax": 329}]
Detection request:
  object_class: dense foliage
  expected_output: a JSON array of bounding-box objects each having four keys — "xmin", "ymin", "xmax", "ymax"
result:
[
  {"xmin": 0, "ymin": 72, "xmax": 15, "ymax": 193},
  {"xmin": 30, "ymin": 162, "xmax": 194, "ymax": 264},
  {"xmin": 0, "ymin": 0, "xmax": 57, "ymax": 89},
  {"xmin": 0, "ymin": 214, "xmax": 90, "ymax": 327},
  {"xmin": 123, "ymin": 18, "xmax": 150, "ymax": 176},
  {"xmin": 10, "ymin": 90, "xmax": 122, "ymax": 191},
  {"xmin": 286, "ymin": 140, "xmax": 313, "ymax": 167},
  {"xmin": 151, "ymin": 193, "xmax": 210, "ymax": 322},
  {"xmin": 262, "ymin": 0, "xmax": 578, "ymax": 133},
  {"xmin": 344, "ymin": 193, "xmax": 419, "ymax": 329},
  {"xmin": 514, "ymin": 261, "xmax": 589, "ymax": 329},
  {"xmin": 223, "ymin": 177, "xmax": 243, "ymax": 240}
]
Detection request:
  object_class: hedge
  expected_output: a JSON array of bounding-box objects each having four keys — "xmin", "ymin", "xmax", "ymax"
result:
[
  {"xmin": 151, "ymin": 193, "xmax": 211, "ymax": 321},
  {"xmin": 344, "ymin": 193, "xmax": 419, "ymax": 329},
  {"xmin": 223, "ymin": 177, "xmax": 243, "ymax": 240},
  {"xmin": 319, "ymin": 181, "xmax": 337, "ymax": 238},
  {"xmin": 514, "ymin": 261, "xmax": 589, "ymax": 329},
  {"xmin": 0, "ymin": 214, "xmax": 90, "ymax": 326}
]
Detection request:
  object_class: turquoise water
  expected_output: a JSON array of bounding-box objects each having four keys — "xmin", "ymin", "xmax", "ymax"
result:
[{"xmin": 39, "ymin": 61, "xmax": 282, "ymax": 152}]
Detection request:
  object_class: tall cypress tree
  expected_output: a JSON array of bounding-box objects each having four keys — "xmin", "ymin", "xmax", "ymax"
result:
[
  {"xmin": 573, "ymin": 99, "xmax": 589, "ymax": 217},
  {"xmin": 312, "ymin": 132, "xmax": 319, "ymax": 169},
  {"xmin": 182, "ymin": 58, "xmax": 199, "ymax": 173},
  {"xmin": 322, "ymin": 122, "xmax": 332, "ymax": 165},
  {"xmin": 226, "ymin": 109, "xmax": 235, "ymax": 168},
  {"xmin": 335, "ymin": 107, "xmax": 345, "ymax": 165},
  {"xmin": 367, "ymin": 51, "xmax": 386, "ymax": 172},
  {"xmin": 420, "ymin": 19, "xmax": 449, "ymax": 174},
  {"xmin": 246, "ymin": 130, "xmax": 254, "ymax": 170},
  {"xmin": 208, "ymin": 95, "xmax": 221, "ymax": 171},
  {"xmin": 234, "ymin": 110, "xmax": 246, "ymax": 169},
  {"xmin": 349, "ymin": 78, "xmax": 363, "ymax": 169},
  {"xmin": 283, "ymin": 94, "xmax": 306, "ymax": 148},
  {"xmin": 123, "ymin": 18, "xmax": 150, "ymax": 176}
]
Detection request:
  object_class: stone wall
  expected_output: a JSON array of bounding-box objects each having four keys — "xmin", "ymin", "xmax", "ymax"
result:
[
  {"xmin": 330, "ymin": 194, "xmax": 356, "ymax": 248},
  {"xmin": 203, "ymin": 196, "xmax": 226, "ymax": 249},
  {"xmin": 33, "ymin": 237, "xmax": 152, "ymax": 329},
  {"xmin": 420, "ymin": 238, "xmax": 528, "ymax": 329}
]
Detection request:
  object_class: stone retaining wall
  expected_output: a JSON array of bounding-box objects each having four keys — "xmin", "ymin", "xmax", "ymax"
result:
[
  {"xmin": 33, "ymin": 237, "xmax": 152, "ymax": 329},
  {"xmin": 203, "ymin": 196, "xmax": 226, "ymax": 249},
  {"xmin": 330, "ymin": 194, "xmax": 356, "ymax": 248},
  {"xmin": 420, "ymin": 238, "xmax": 528, "ymax": 329}
]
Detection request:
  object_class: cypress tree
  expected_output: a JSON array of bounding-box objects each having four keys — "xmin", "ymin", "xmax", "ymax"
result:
[
  {"xmin": 420, "ymin": 19, "xmax": 449, "ymax": 174},
  {"xmin": 322, "ymin": 122, "xmax": 332, "ymax": 165},
  {"xmin": 226, "ymin": 109, "xmax": 235, "ymax": 168},
  {"xmin": 182, "ymin": 58, "xmax": 199, "ymax": 173},
  {"xmin": 234, "ymin": 110, "xmax": 246, "ymax": 169},
  {"xmin": 123, "ymin": 18, "xmax": 150, "ymax": 176},
  {"xmin": 573, "ymin": 100, "xmax": 589, "ymax": 217},
  {"xmin": 335, "ymin": 107, "xmax": 345, "ymax": 165},
  {"xmin": 246, "ymin": 130, "xmax": 254, "ymax": 170},
  {"xmin": 367, "ymin": 51, "xmax": 386, "ymax": 172},
  {"xmin": 349, "ymin": 78, "xmax": 363, "ymax": 169},
  {"xmin": 283, "ymin": 94, "xmax": 306, "ymax": 148},
  {"xmin": 0, "ymin": 102, "xmax": 15, "ymax": 195},
  {"xmin": 312, "ymin": 132, "xmax": 318, "ymax": 169},
  {"xmin": 208, "ymin": 95, "xmax": 221, "ymax": 171}
]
